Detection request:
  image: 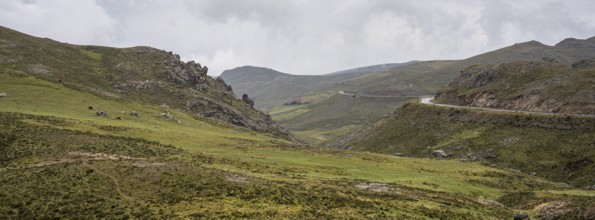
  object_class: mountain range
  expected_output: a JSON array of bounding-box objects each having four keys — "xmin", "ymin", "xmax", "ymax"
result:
[{"xmin": 222, "ymin": 36, "xmax": 595, "ymax": 144}]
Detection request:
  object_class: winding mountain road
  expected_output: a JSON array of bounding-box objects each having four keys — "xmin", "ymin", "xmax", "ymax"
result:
[
  {"xmin": 338, "ymin": 90, "xmax": 433, "ymax": 98},
  {"xmin": 419, "ymin": 97, "xmax": 595, "ymax": 118}
]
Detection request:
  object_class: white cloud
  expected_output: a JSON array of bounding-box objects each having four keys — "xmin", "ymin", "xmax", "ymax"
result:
[
  {"xmin": 0, "ymin": 0, "xmax": 115, "ymax": 45},
  {"xmin": 1, "ymin": 0, "xmax": 595, "ymax": 75}
]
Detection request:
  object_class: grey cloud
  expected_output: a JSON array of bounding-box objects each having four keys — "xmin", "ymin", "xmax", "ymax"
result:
[
  {"xmin": 0, "ymin": 0, "xmax": 116, "ymax": 45},
  {"xmin": 1, "ymin": 0, "xmax": 594, "ymax": 75}
]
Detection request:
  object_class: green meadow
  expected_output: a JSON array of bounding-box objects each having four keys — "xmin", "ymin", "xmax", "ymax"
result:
[{"xmin": 2, "ymin": 73, "xmax": 593, "ymax": 219}]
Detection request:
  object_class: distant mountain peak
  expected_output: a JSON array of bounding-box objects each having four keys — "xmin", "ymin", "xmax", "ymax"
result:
[
  {"xmin": 555, "ymin": 37, "xmax": 589, "ymax": 47},
  {"xmin": 221, "ymin": 65, "xmax": 289, "ymax": 78},
  {"xmin": 515, "ymin": 40, "xmax": 546, "ymax": 47}
]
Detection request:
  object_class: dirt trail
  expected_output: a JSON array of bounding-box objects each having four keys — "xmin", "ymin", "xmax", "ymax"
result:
[
  {"xmin": 29, "ymin": 152, "xmax": 143, "ymax": 168},
  {"xmin": 82, "ymin": 162, "xmax": 135, "ymax": 202}
]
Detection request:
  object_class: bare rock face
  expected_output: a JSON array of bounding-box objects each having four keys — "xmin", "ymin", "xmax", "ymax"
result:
[
  {"xmin": 435, "ymin": 61, "xmax": 595, "ymax": 114},
  {"xmin": 163, "ymin": 60, "xmax": 208, "ymax": 86},
  {"xmin": 446, "ymin": 64, "xmax": 500, "ymax": 89},
  {"xmin": 97, "ymin": 47, "xmax": 302, "ymax": 144}
]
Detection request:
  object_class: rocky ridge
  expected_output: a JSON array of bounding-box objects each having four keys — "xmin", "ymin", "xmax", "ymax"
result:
[{"xmin": 435, "ymin": 58, "xmax": 595, "ymax": 114}]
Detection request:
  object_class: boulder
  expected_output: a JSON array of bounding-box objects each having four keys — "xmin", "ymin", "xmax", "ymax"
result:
[
  {"xmin": 0, "ymin": 93, "xmax": 7, "ymax": 97},
  {"xmin": 355, "ymin": 182, "xmax": 393, "ymax": 193},
  {"xmin": 160, "ymin": 112, "xmax": 175, "ymax": 120},
  {"xmin": 242, "ymin": 94, "xmax": 254, "ymax": 108},
  {"xmin": 432, "ymin": 150, "xmax": 449, "ymax": 159},
  {"xmin": 95, "ymin": 111, "xmax": 108, "ymax": 117},
  {"xmin": 514, "ymin": 212, "xmax": 530, "ymax": 220}
]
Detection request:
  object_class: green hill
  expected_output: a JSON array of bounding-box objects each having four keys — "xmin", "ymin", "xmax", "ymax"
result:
[
  {"xmin": 0, "ymin": 26, "xmax": 298, "ymax": 142},
  {"xmin": 3, "ymin": 25, "xmax": 595, "ymax": 219},
  {"xmin": 2, "ymin": 77, "xmax": 594, "ymax": 218},
  {"xmin": 222, "ymin": 62, "xmax": 452, "ymax": 144},
  {"xmin": 275, "ymin": 94, "xmax": 412, "ymax": 144},
  {"xmin": 435, "ymin": 59, "xmax": 595, "ymax": 114},
  {"xmin": 336, "ymin": 102, "xmax": 595, "ymax": 186},
  {"xmin": 222, "ymin": 37, "xmax": 595, "ymax": 145},
  {"xmin": 334, "ymin": 60, "xmax": 595, "ymax": 188},
  {"xmin": 221, "ymin": 66, "xmax": 371, "ymax": 110}
]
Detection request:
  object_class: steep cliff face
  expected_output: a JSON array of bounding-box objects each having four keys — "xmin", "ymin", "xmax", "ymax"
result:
[
  {"xmin": 435, "ymin": 59, "xmax": 595, "ymax": 114},
  {"xmin": 0, "ymin": 26, "xmax": 301, "ymax": 143}
]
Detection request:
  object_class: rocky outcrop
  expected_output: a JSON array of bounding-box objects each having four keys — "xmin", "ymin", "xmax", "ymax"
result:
[
  {"xmin": 435, "ymin": 60, "xmax": 595, "ymax": 114},
  {"xmin": 354, "ymin": 182, "xmax": 394, "ymax": 193},
  {"xmin": 99, "ymin": 48, "xmax": 304, "ymax": 143},
  {"xmin": 0, "ymin": 26, "xmax": 303, "ymax": 144},
  {"xmin": 242, "ymin": 94, "xmax": 254, "ymax": 108},
  {"xmin": 432, "ymin": 150, "xmax": 449, "ymax": 159},
  {"xmin": 513, "ymin": 212, "xmax": 530, "ymax": 220}
]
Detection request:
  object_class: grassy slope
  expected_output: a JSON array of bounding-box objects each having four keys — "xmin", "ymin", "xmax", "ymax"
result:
[
  {"xmin": 346, "ymin": 60, "xmax": 456, "ymax": 95},
  {"xmin": 222, "ymin": 37, "xmax": 595, "ymax": 145},
  {"xmin": 225, "ymin": 61, "xmax": 456, "ymax": 144},
  {"xmin": 3, "ymin": 74, "xmax": 593, "ymax": 219},
  {"xmin": 0, "ymin": 26, "xmax": 292, "ymax": 140},
  {"xmin": 273, "ymin": 94, "xmax": 412, "ymax": 145},
  {"xmin": 344, "ymin": 102, "xmax": 595, "ymax": 187},
  {"xmin": 221, "ymin": 66, "xmax": 361, "ymax": 111}
]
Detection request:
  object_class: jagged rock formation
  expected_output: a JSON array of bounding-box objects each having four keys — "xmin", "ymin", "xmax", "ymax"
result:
[
  {"xmin": 435, "ymin": 59, "xmax": 595, "ymax": 114},
  {"xmin": 0, "ymin": 25, "xmax": 302, "ymax": 143}
]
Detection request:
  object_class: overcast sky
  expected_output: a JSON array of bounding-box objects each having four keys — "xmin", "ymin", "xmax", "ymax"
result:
[{"xmin": 2, "ymin": 0, "xmax": 595, "ymax": 75}]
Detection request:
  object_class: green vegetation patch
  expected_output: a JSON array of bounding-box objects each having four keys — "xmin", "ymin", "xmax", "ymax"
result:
[{"xmin": 345, "ymin": 103, "xmax": 595, "ymax": 187}]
